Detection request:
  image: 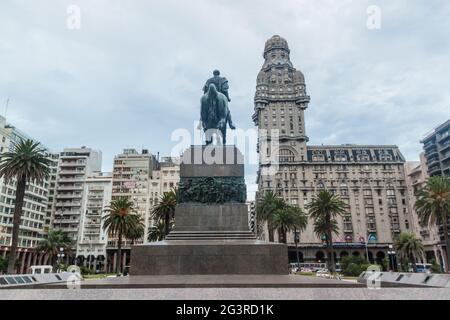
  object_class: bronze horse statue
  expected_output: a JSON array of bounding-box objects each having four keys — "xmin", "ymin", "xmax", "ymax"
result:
[{"xmin": 200, "ymin": 83, "xmax": 235, "ymax": 145}]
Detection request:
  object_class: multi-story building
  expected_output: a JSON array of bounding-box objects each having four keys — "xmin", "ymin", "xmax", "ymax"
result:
[
  {"xmin": 148, "ymin": 156, "xmax": 180, "ymax": 232},
  {"xmin": 76, "ymin": 172, "xmax": 112, "ymax": 272},
  {"xmin": 107, "ymin": 149, "xmax": 157, "ymax": 271},
  {"xmin": 106, "ymin": 151, "xmax": 180, "ymax": 272},
  {"xmin": 253, "ymin": 36, "xmax": 410, "ymax": 265},
  {"xmin": 0, "ymin": 116, "xmax": 53, "ymax": 272},
  {"xmin": 404, "ymin": 154, "xmax": 446, "ymax": 270},
  {"xmin": 421, "ymin": 119, "xmax": 450, "ymax": 177},
  {"xmin": 53, "ymin": 147, "xmax": 102, "ymax": 258},
  {"xmin": 43, "ymin": 153, "xmax": 59, "ymax": 234}
]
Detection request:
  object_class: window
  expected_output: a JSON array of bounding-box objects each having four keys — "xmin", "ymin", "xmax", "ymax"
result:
[{"xmin": 278, "ymin": 149, "xmax": 295, "ymax": 163}]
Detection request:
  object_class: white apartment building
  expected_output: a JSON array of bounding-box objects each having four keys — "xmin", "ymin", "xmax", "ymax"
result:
[
  {"xmin": 76, "ymin": 172, "xmax": 112, "ymax": 272},
  {"xmin": 0, "ymin": 116, "xmax": 53, "ymax": 272},
  {"xmin": 43, "ymin": 153, "xmax": 59, "ymax": 234},
  {"xmin": 148, "ymin": 156, "xmax": 180, "ymax": 237},
  {"xmin": 53, "ymin": 147, "xmax": 102, "ymax": 258}
]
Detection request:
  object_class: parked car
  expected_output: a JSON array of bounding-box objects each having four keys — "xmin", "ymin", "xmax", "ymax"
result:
[
  {"xmin": 413, "ymin": 263, "xmax": 432, "ymax": 274},
  {"xmin": 316, "ymin": 268, "xmax": 331, "ymax": 278}
]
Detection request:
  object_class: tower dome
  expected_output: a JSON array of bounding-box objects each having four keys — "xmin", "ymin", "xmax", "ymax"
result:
[{"xmin": 264, "ymin": 35, "xmax": 290, "ymax": 57}]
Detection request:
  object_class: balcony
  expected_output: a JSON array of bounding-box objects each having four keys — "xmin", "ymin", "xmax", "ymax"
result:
[
  {"xmin": 55, "ymin": 202, "xmax": 82, "ymax": 207},
  {"xmin": 55, "ymin": 210, "xmax": 81, "ymax": 215},
  {"xmin": 427, "ymin": 156, "xmax": 440, "ymax": 167},
  {"xmin": 438, "ymin": 132, "xmax": 450, "ymax": 143},
  {"xmin": 58, "ymin": 177, "xmax": 85, "ymax": 183},
  {"xmin": 56, "ymin": 194, "xmax": 82, "ymax": 199},
  {"xmin": 440, "ymin": 142, "xmax": 450, "ymax": 154},
  {"xmin": 57, "ymin": 185, "xmax": 83, "ymax": 191},
  {"xmin": 59, "ymin": 169, "xmax": 86, "ymax": 175},
  {"xmin": 53, "ymin": 218, "xmax": 79, "ymax": 224},
  {"xmin": 63, "ymin": 228, "xmax": 79, "ymax": 233},
  {"xmin": 59, "ymin": 161, "xmax": 85, "ymax": 167},
  {"xmin": 88, "ymin": 195, "xmax": 103, "ymax": 200},
  {"xmin": 423, "ymin": 141, "xmax": 436, "ymax": 150},
  {"xmin": 429, "ymin": 165, "xmax": 442, "ymax": 176},
  {"xmin": 87, "ymin": 203, "xmax": 103, "ymax": 208}
]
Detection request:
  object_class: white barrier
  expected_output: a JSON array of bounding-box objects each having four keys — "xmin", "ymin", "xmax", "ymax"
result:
[
  {"xmin": 358, "ymin": 271, "xmax": 450, "ymax": 288},
  {"xmin": 0, "ymin": 272, "xmax": 82, "ymax": 289}
]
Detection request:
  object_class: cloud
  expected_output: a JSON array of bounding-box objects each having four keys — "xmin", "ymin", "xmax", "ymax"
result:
[{"xmin": 0, "ymin": 0, "xmax": 449, "ymax": 202}]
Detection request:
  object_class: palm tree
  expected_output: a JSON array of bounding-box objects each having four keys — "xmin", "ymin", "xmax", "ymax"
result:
[
  {"xmin": 0, "ymin": 139, "xmax": 51, "ymax": 274},
  {"xmin": 415, "ymin": 176, "xmax": 450, "ymax": 271},
  {"xmin": 103, "ymin": 197, "xmax": 142, "ymax": 274},
  {"xmin": 272, "ymin": 205, "xmax": 308, "ymax": 244},
  {"xmin": 124, "ymin": 219, "xmax": 145, "ymax": 245},
  {"xmin": 147, "ymin": 220, "xmax": 166, "ymax": 242},
  {"xmin": 307, "ymin": 189, "xmax": 346, "ymax": 273},
  {"xmin": 395, "ymin": 232, "xmax": 424, "ymax": 272},
  {"xmin": 151, "ymin": 190, "xmax": 177, "ymax": 237},
  {"xmin": 35, "ymin": 229, "xmax": 73, "ymax": 272},
  {"xmin": 256, "ymin": 191, "xmax": 284, "ymax": 242},
  {"xmin": 313, "ymin": 216, "xmax": 340, "ymax": 242}
]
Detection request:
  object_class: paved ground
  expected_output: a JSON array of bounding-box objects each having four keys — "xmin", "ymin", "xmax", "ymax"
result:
[
  {"xmin": 48, "ymin": 274, "xmax": 364, "ymax": 289},
  {"xmin": 1, "ymin": 275, "xmax": 449, "ymax": 299},
  {"xmin": 1, "ymin": 287, "xmax": 449, "ymax": 300}
]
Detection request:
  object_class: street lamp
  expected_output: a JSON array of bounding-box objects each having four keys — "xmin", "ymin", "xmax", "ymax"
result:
[
  {"xmin": 294, "ymin": 228, "xmax": 300, "ymax": 268},
  {"xmin": 387, "ymin": 244, "xmax": 396, "ymax": 271},
  {"xmin": 57, "ymin": 247, "xmax": 65, "ymax": 272}
]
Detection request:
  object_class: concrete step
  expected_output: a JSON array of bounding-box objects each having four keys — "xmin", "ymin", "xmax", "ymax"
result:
[{"xmin": 166, "ymin": 231, "xmax": 257, "ymax": 241}]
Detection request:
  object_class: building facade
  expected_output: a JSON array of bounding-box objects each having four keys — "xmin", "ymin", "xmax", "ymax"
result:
[
  {"xmin": 53, "ymin": 147, "xmax": 102, "ymax": 257},
  {"xmin": 404, "ymin": 154, "xmax": 446, "ymax": 270},
  {"xmin": 75, "ymin": 172, "xmax": 112, "ymax": 272},
  {"xmin": 421, "ymin": 119, "xmax": 450, "ymax": 177},
  {"xmin": 0, "ymin": 116, "xmax": 54, "ymax": 272},
  {"xmin": 107, "ymin": 149, "xmax": 157, "ymax": 272},
  {"xmin": 106, "ymin": 150, "xmax": 180, "ymax": 272},
  {"xmin": 253, "ymin": 36, "xmax": 410, "ymax": 265}
]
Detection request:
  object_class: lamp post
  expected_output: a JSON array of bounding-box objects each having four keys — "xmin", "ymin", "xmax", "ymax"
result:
[
  {"xmin": 294, "ymin": 228, "xmax": 300, "ymax": 268},
  {"xmin": 56, "ymin": 247, "xmax": 65, "ymax": 272},
  {"xmin": 387, "ymin": 244, "xmax": 396, "ymax": 271}
]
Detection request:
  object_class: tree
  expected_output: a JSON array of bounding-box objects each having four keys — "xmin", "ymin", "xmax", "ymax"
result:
[
  {"xmin": 0, "ymin": 139, "xmax": 51, "ymax": 274},
  {"xmin": 256, "ymin": 191, "xmax": 285, "ymax": 242},
  {"xmin": 395, "ymin": 232, "xmax": 424, "ymax": 272},
  {"xmin": 151, "ymin": 190, "xmax": 177, "ymax": 237},
  {"xmin": 124, "ymin": 220, "xmax": 145, "ymax": 245},
  {"xmin": 340, "ymin": 255, "xmax": 370, "ymax": 276},
  {"xmin": 35, "ymin": 229, "xmax": 73, "ymax": 272},
  {"xmin": 272, "ymin": 205, "xmax": 307, "ymax": 244},
  {"xmin": 0, "ymin": 257, "xmax": 7, "ymax": 274},
  {"xmin": 103, "ymin": 197, "xmax": 143, "ymax": 275},
  {"xmin": 415, "ymin": 176, "xmax": 450, "ymax": 272},
  {"xmin": 147, "ymin": 220, "xmax": 166, "ymax": 242},
  {"xmin": 307, "ymin": 189, "xmax": 346, "ymax": 273}
]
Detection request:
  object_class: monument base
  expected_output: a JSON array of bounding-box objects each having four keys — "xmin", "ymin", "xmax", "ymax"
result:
[{"xmin": 130, "ymin": 240, "xmax": 288, "ymax": 275}]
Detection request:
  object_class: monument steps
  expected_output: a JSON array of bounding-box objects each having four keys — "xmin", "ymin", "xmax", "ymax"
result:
[{"xmin": 166, "ymin": 231, "xmax": 257, "ymax": 240}]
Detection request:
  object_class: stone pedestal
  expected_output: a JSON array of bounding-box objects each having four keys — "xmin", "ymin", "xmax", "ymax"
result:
[{"xmin": 130, "ymin": 145, "xmax": 288, "ymax": 275}]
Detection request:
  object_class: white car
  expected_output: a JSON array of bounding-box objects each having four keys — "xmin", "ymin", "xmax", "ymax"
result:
[{"xmin": 316, "ymin": 269, "xmax": 331, "ymax": 278}]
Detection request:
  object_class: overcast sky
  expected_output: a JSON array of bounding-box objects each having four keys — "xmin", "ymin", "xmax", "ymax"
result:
[{"xmin": 1, "ymin": 0, "xmax": 449, "ymax": 200}]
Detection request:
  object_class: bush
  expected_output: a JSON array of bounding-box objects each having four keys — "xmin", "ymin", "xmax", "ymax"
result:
[
  {"xmin": 0, "ymin": 257, "xmax": 7, "ymax": 273},
  {"xmin": 430, "ymin": 259, "xmax": 442, "ymax": 274},
  {"xmin": 79, "ymin": 265, "xmax": 95, "ymax": 275},
  {"xmin": 340, "ymin": 256, "xmax": 372, "ymax": 276}
]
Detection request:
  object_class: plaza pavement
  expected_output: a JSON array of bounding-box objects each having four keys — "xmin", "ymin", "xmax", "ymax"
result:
[{"xmin": 0, "ymin": 275, "xmax": 449, "ymax": 299}]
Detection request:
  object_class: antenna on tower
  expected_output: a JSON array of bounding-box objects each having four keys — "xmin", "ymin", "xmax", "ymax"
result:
[{"xmin": 4, "ymin": 98, "xmax": 10, "ymax": 118}]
